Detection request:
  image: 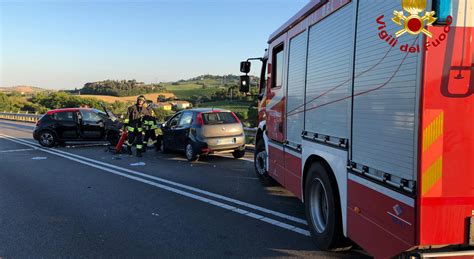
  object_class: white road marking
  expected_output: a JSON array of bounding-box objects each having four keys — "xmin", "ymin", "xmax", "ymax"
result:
[
  {"xmin": 0, "ymin": 148, "xmax": 35, "ymax": 153},
  {"xmin": 222, "ymin": 176, "xmax": 259, "ymax": 180},
  {"xmin": 0, "ymin": 134, "xmax": 310, "ymax": 237},
  {"xmin": 130, "ymin": 162, "xmax": 146, "ymax": 166},
  {"xmin": 2, "ymin": 134, "xmax": 307, "ymax": 226},
  {"xmin": 32, "ymin": 156, "xmax": 47, "ymax": 160},
  {"xmin": 219, "ymin": 153, "xmax": 254, "ymax": 162}
]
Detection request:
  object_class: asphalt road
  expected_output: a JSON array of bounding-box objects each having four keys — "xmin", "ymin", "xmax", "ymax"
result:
[{"xmin": 0, "ymin": 119, "xmax": 369, "ymax": 258}]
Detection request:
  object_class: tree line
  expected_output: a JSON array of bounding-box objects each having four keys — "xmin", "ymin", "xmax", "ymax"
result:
[
  {"xmin": 77, "ymin": 79, "xmax": 167, "ymax": 97},
  {"xmin": 0, "ymin": 92, "xmax": 174, "ymax": 122}
]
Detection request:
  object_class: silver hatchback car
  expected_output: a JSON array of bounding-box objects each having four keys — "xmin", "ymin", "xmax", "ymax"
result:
[{"xmin": 161, "ymin": 108, "xmax": 246, "ymax": 161}]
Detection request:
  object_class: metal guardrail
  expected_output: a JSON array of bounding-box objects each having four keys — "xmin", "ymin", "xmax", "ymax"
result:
[
  {"xmin": 244, "ymin": 127, "xmax": 257, "ymax": 138},
  {"xmin": 0, "ymin": 112, "xmax": 259, "ymax": 137},
  {"xmin": 0, "ymin": 111, "xmax": 42, "ymax": 123}
]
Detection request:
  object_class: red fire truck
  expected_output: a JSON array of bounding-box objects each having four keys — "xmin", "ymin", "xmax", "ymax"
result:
[{"xmin": 239, "ymin": 0, "xmax": 473, "ymax": 258}]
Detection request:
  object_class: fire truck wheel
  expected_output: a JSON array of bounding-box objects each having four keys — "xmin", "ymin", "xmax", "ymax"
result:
[
  {"xmin": 254, "ymin": 138, "xmax": 274, "ymax": 185},
  {"xmin": 305, "ymin": 162, "xmax": 344, "ymax": 250}
]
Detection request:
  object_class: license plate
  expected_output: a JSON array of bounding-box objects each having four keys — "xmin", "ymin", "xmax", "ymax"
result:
[{"xmin": 217, "ymin": 138, "xmax": 236, "ymax": 145}]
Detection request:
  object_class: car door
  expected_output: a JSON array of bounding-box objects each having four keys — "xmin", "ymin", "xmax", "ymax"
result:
[
  {"xmin": 174, "ymin": 111, "xmax": 193, "ymax": 150},
  {"xmin": 52, "ymin": 111, "xmax": 78, "ymax": 140},
  {"xmin": 162, "ymin": 112, "xmax": 181, "ymax": 150},
  {"xmin": 79, "ymin": 110, "xmax": 105, "ymax": 140}
]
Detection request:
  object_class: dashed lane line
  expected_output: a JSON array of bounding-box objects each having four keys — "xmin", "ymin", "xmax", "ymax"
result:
[{"xmin": 0, "ymin": 148, "xmax": 36, "ymax": 153}]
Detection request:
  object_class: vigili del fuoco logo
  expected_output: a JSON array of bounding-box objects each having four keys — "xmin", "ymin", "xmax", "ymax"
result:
[{"xmin": 376, "ymin": 0, "xmax": 452, "ymax": 53}]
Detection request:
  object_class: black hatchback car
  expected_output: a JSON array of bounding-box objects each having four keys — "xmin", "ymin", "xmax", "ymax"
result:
[{"xmin": 33, "ymin": 107, "xmax": 122, "ymax": 147}]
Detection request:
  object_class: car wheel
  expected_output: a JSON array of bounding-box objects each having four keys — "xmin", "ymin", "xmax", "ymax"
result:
[
  {"xmin": 305, "ymin": 162, "xmax": 345, "ymax": 250},
  {"xmin": 38, "ymin": 130, "xmax": 57, "ymax": 148},
  {"xmin": 232, "ymin": 148, "xmax": 245, "ymax": 159},
  {"xmin": 254, "ymin": 138, "xmax": 274, "ymax": 185},
  {"xmin": 185, "ymin": 142, "xmax": 198, "ymax": 162}
]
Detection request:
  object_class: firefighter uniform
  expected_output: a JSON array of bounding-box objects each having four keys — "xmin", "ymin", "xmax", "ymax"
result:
[
  {"xmin": 142, "ymin": 104, "xmax": 161, "ymax": 152},
  {"xmin": 124, "ymin": 96, "xmax": 150, "ymax": 157}
]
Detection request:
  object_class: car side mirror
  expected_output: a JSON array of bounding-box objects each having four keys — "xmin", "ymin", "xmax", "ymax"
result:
[
  {"xmin": 240, "ymin": 61, "xmax": 251, "ymax": 73},
  {"xmin": 240, "ymin": 75, "xmax": 250, "ymax": 93}
]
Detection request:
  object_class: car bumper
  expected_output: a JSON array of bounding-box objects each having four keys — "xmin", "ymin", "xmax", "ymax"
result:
[
  {"xmin": 33, "ymin": 130, "xmax": 39, "ymax": 140},
  {"xmin": 197, "ymin": 135, "xmax": 245, "ymax": 153}
]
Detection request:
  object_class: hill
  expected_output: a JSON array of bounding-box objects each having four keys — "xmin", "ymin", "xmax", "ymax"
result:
[
  {"xmin": 78, "ymin": 79, "xmax": 167, "ymax": 97},
  {"xmin": 0, "ymin": 86, "xmax": 50, "ymax": 94},
  {"xmin": 160, "ymin": 74, "xmax": 243, "ymax": 99}
]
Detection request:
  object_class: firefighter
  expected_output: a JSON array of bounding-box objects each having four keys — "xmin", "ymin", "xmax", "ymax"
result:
[
  {"xmin": 123, "ymin": 95, "xmax": 150, "ymax": 157},
  {"xmin": 142, "ymin": 100, "xmax": 161, "ymax": 152}
]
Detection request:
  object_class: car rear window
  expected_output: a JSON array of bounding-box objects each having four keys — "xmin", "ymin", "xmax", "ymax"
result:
[{"xmin": 202, "ymin": 112, "xmax": 237, "ymax": 125}]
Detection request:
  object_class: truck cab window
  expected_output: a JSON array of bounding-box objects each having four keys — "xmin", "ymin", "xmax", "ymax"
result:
[
  {"xmin": 433, "ymin": 0, "xmax": 452, "ymax": 24},
  {"xmin": 272, "ymin": 44, "xmax": 284, "ymax": 88}
]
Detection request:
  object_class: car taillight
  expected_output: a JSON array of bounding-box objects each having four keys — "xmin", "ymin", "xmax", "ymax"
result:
[
  {"xmin": 196, "ymin": 113, "xmax": 204, "ymax": 125},
  {"xmin": 232, "ymin": 112, "xmax": 241, "ymax": 124}
]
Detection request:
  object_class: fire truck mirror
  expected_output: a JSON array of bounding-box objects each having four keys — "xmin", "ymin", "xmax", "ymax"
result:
[
  {"xmin": 240, "ymin": 61, "xmax": 251, "ymax": 73},
  {"xmin": 240, "ymin": 75, "xmax": 250, "ymax": 93}
]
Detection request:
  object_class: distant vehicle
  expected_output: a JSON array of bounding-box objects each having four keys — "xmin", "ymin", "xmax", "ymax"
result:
[
  {"xmin": 33, "ymin": 107, "xmax": 122, "ymax": 147},
  {"xmin": 161, "ymin": 108, "xmax": 246, "ymax": 161}
]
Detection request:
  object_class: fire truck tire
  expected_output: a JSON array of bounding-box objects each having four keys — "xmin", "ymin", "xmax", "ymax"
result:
[
  {"xmin": 305, "ymin": 162, "xmax": 344, "ymax": 250},
  {"xmin": 254, "ymin": 138, "xmax": 274, "ymax": 186}
]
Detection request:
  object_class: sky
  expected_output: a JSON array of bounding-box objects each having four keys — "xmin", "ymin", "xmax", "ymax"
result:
[{"xmin": 0, "ymin": 0, "xmax": 308, "ymax": 89}]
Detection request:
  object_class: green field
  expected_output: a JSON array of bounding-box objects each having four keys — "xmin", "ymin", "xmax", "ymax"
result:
[
  {"xmin": 198, "ymin": 100, "xmax": 251, "ymax": 114},
  {"xmin": 163, "ymin": 83, "xmax": 223, "ymax": 99}
]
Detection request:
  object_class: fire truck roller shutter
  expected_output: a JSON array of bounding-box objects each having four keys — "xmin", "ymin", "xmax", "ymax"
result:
[
  {"xmin": 304, "ymin": 4, "xmax": 354, "ymax": 140},
  {"xmin": 286, "ymin": 30, "xmax": 308, "ymax": 146},
  {"xmin": 351, "ymin": 0, "xmax": 422, "ymax": 182}
]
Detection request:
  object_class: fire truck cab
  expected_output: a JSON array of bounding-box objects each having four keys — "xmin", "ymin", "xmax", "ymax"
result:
[{"xmin": 240, "ymin": 0, "xmax": 473, "ymax": 258}]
